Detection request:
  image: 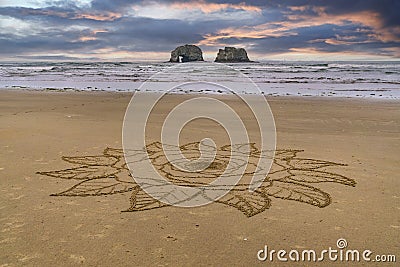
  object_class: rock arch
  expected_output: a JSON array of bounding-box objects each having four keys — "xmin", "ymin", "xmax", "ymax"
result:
[{"xmin": 169, "ymin": 44, "xmax": 204, "ymax": 63}]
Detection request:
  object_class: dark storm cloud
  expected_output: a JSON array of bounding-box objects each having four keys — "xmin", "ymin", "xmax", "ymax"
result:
[
  {"xmin": 0, "ymin": 0, "xmax": 399, "ymax": 60},
  {"xmin": 315, "ymin": 0, "xmax": 400, "ymax": 27},
  {"xmin": 0, "ymin": 15, "xmax": 246, "ymax": 56}
]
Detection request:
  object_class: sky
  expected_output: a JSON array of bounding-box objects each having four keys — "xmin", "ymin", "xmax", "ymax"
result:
[{"xmin": 0, "ymin": 0, "xmax": 399, "ymax": 61}]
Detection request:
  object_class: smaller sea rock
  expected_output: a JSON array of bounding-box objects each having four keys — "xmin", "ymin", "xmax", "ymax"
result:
[{"xmin": 215, "ymin": 47, "xmax": 251, "ymax": 62}]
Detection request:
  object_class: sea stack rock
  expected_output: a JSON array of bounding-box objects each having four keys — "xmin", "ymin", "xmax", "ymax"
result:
[
  {"xmin": 169, "ymin": 44, "xmax": 204, "ymax": 63},
  {"xmin": 215, "ymin": 47, "xmax": 251, "ymax": 62}
]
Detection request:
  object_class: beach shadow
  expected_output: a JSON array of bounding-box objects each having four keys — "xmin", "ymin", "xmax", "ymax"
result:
[{"xmin": 37, "ymin": 142, "xmax": 356, "ymax": 217}]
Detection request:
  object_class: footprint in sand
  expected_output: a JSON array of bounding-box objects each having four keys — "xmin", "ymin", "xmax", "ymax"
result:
[{"xmin": 69, "ymin": 254, "xmax": 86, "ymax": 264}]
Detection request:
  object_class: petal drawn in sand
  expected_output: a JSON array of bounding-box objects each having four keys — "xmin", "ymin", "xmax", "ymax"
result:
[
  {"xmin": 288, "ymin": 158, "xmax": 345, "ymax": 170},
  {"xmin": 263, "ymin": 181, "xmax": 331, "ymax": 207},
  {"xmin": 216, "ymin": 190, "xmax": 271, "ymax": 217},
  {"xmin": 124, "ymin": 187, "xmax": 168, "ymax": 212},
  {"xmin": 51, "ymin": 177, "xmax": 136, "ymax": 197},
  {"xmin": 62, "ymin": 155, "xmax": 119, "ymax": 166},
  {"xmin": 285, "ymin": 170, "xmax": 356, "ymax": 186},
  {"xmin": 37, "ymin": 165, "xmax": 119, "ymax": 180}
]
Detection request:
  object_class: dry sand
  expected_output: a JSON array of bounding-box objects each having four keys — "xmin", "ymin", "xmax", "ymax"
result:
[{"xmin": 0, "ymin": 90, "xmax": 399, "ymax": 266}]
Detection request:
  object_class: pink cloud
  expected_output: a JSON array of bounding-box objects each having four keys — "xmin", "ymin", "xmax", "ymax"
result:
[
  {"xmin": 169, "ymin": 0, "xmax": 262, "ymax": 13},
  {"xmin": 72, "ymin": 12, "xmax": 121, "ymax": 21},
  {"xmin": 198, "ymin": 6, "xmax": 400, "ymax": 47},
  {"xmin": 285, "ymin": 7, "xmax": 399, "ymax": 43},
  {"xmin": 77, "ymin": 29, "xmax": 108, "ymax": 42}
]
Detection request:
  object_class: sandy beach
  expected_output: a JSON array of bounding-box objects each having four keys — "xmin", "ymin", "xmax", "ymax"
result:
[{"xmin": 1, "ymin": 89, "xmax": 399, "ymax": 266}]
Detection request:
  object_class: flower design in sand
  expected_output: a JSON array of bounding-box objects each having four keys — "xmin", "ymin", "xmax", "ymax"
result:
[{"xmin": 37, "ymin": 142, "xmax": 356, "ymax": 217}]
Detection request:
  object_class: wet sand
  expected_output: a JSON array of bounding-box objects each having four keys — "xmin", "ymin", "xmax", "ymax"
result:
[{"xmin": 0, "ymin": 90, "xmax": 399, "ymax": 266}]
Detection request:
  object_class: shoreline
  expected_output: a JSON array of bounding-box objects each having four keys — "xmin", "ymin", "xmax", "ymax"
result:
[{"xmin": 1, "ymin": 87, "xmax": 400, "ymax": 102}]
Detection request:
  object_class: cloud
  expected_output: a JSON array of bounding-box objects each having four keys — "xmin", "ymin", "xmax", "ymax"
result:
[
  {"xmin": 195, "ymin": 1, "xmax": 399, "ymax": 58},
  {"xmin": 284, "ymin": 7, "xmax": 399, "ymax": 42},
  {"xmin": 0, "ymin": 0, "xmax": 399, "ymax": 60},
  {"xmin": 168, "ymin": 0, "xmax": 261, "ymax": 13},
  {"xmin": 0, "ymin": 5, "xmax": 122, "ymax": 22}
]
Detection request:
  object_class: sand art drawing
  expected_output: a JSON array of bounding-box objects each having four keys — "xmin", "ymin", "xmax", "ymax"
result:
[{"xmin": 37, "ymin": 142, "xmax": 356, "ymax": 217}]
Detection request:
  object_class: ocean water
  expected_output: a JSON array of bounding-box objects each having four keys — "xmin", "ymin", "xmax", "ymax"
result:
[{"xmin": 0, "ymin": 61, "xmax": 399, "ymax": 99}]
